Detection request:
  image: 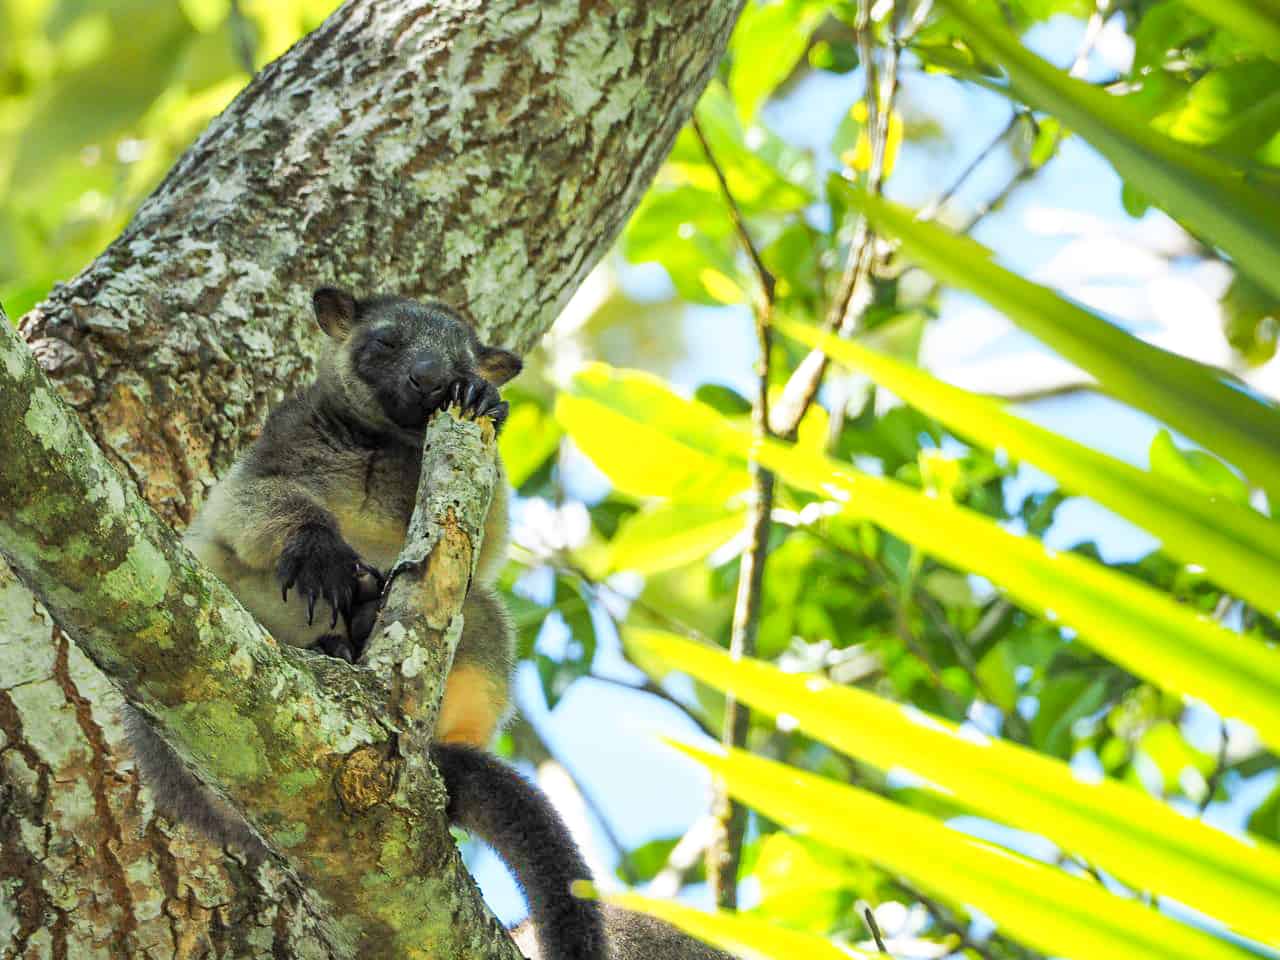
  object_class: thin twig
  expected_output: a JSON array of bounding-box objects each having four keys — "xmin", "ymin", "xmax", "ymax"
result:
[
  {"xmin": 227, "ymin": 0, "xmax": 257, "ymax": 75},
  {"xmin": 920, "ymin": 112, "xmax": 1024, "ymax": 221},
  {"xmin": 691, "ymin": 118, "xmax": 776, "ymax": 308},
  {"xmin": 896, "ymin": 883, "xmax": 1008, "ymax": 960},
  {"xmin": 1199, "ymin": 718, "xmax": 1230, "ymax": 815},
  {"xmin": 694, "ymin": 110, "xmax": 779, "ymax": 912},
  {"xmin": 863, "ymin": 906, "xmax": 890, "ymax": 953},
  {"xmin": 770, "ymin": 0, "xmax": 903, "ymax": 439},
  {"xmin": 958, "ymin": 0, "xmax": 1110, "ymax": 234},
  {"xmin": 588, "ymin": 669, "xmax": 717, "ymax": 739}
]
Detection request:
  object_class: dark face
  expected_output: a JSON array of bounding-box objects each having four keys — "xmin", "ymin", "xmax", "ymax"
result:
[{"xmin": 313, "ymin": 288, "xmax": 522, "ymax": 431}]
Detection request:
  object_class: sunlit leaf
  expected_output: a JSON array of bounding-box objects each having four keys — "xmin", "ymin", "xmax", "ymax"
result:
[
  {"xmin": 499, "ymin": 402, "xmax": 562, "ymax": 489},
  {"xmin": 1148, "ymin": 430, "xmax": 1250, "ymax": 505},
  {"xmin": 630, "ymin": 628, "xmax": 1280, "ymax": 946},
  {"xmin": 563, "ymin": 364, "xmax": 1280, "ymax": 749},
  {"xmin": 608, "ymin": 502, "xmax": 746, "ymax": 575},
  {"xmin": 554, "ymin": 368, "xmax": 749, "ymax": 504},
  {"xmin": 836, "ymin": 189, "xmax": 1280, "ymax": 496},
  {"xmin": 674, "ymin": 742, "xmax": 1258, "ymax": 960},
  {"xmin": 728, "ymin": 0, "xmax": 834, "ymax": 122},
  {"xmin": 1155, "ymin": 62, "xmax": 1280, "ymax": 157},
  {"xmin": 776, "ymin": 319, "xmax": 1280, "ymax": 616}
]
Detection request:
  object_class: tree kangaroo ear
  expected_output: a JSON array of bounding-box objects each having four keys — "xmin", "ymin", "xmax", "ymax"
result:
[
  {"xmin": 313, "ymin": 287, "xmax": 359, "ymax": 340},
  {"xmin": 475, "ymin": 345, "xmax": 523, "ymax": 385}
]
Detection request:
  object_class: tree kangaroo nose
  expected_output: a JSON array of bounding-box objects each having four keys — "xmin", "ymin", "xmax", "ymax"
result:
[{"xmin": 409, "ymin": 357, "xmax": 445, "ymax": 392}]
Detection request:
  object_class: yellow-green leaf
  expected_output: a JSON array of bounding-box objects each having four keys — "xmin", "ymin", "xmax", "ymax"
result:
[
  {"xmin": 554, "ymin": 368, "xmax": 749, "ymax": 504},
  {"xmin": 630, "ymin": 628, "xmax": 1280, "ymax": 947},
  {"xmin": 675, "ymin": 742, "xmax": 1258, "ymax": 960},
  {"xmin": 608, "ymin": 503, "xmax": 747, "ymax": 575},
  {"xmin": 499, "ymin": 402, "xmax": 562, "ymax": 489},
  {"xmin": 776, "ymin": 319, "xmax": 1280, "ymax": 616},
  {"xmin": 562, "ymin": 364, "xmax": 1280, "ymax": 750},
  {"xmin": 837, "ymin": 190, "xmax": 1280, "ymax": 494}
]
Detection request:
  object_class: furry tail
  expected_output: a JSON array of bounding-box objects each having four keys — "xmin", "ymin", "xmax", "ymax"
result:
[{"xmin": 431, "ymin": 743, "xmax": 609, "ymax": 960}]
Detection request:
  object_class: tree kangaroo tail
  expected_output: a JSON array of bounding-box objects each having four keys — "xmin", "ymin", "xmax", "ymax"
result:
[{"xmin": 431, "ymin": 743, "xmax": 609, "ymax": 960}]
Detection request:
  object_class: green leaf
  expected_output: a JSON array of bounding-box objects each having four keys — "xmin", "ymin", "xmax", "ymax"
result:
[
  {"xmin": 1155, "ymin": 62, "xmax": 1280, "ymax": 157},
  {"xmin": 1221, "ymin": 272, "xmax": 1280, "ymax": 366},
  {"xmin": 776, "ymin": 320, "xmax": 1280, "ymax": 616},
  {"xmin": 604, "ymin": 891, "xmax": 869, "ymax": 960},
  {"xmin": 607, "ymin": 503, "xmax": 747, "ymax": 575},
  {"xmin": 554, "ymin": 368, "xmax": 749, "ymax": 504},
  {"xmin": 753, "ymin": 834, "xmax": 858, "ymax": 933},
  {"xmin": 562, "ymin": 365, "xmax": 1280, "ymax": 750},
  {"xmin": 630, "ymin": 629, "xmax": 1280, "ymax": 947},
  {"xmin": 936, "ymin": 0, "xmax": 1280, "ymax": 299},
  {"xmin": 499, "ymin": 402, "xmax": 562, "ymax": 489},
  {"xmin": 1031, "ymin": 673, "xmax": 1109, "ymax": 758},
  {"xmin": 1177, "ymin": 0, "xmax": 1280, "ymax": 55},
  {"xmin": 728, "ymin": 0, "xmax": 833, "ymax": 122},
  {"xmin": 673, "ymin": 742, "xmax": 1259, "ymax": 960},
  {"xmin": 835, "ymin": 190, "xmax": 1280, "ymax": 496},
  {"xmin": 1148, "ymin": 430, "xmax": 1251, "ymax": 506}
]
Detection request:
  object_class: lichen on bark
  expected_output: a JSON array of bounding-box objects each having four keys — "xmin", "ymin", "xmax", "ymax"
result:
[{"xmin": 0, "ymin": 0, "xmax": 744, "ymax": 955}]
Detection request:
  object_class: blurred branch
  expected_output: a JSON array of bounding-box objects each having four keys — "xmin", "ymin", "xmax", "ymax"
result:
[
  {"xmin": 693, "ymin": 114, "xmax": 778, "ymax": 912},
  {"xmin": 587, "ymin": 669, "xmax": 717, "ymax": 739},
  {"xmin": 691, "ymin": 118, "xmax": 776, "ymax": 310},
  {"xmin": 959, "ymin": 0, "xmax": 1111, "ymax": 234},
  {"xmin": 771, "ymin": 0, "xmax": 904, "ymax": 441},
  {"xmin": 647, "ymin": 815, "xmax": 718, "ymax": 898},
  {"xmin": 920, "ymin": 111, "xmax": 1027, "ymax": 222},
  {"xmin": 227, "ymin": 0, "xmax": 257, "ymax": 74},
  {"xmin": 1199, "ymin": 718, "xmax": 1230, "ymax": 816},
  {"xmin": 862, "ymin": 906, "xmax": 890, "ymax": 953}
]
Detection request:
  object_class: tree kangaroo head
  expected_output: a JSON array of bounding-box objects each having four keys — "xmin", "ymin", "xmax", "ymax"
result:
[{"xmin": 312, "ymin": 286, "xmax": 522, "ymax": 433}]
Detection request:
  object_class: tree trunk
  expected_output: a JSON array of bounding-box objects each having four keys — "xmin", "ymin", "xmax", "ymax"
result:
[{"xmin": 0, "ymin": 1, "xmax": 742, "ymax": 956}]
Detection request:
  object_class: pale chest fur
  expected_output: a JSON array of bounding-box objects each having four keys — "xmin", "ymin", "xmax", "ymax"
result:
[{"xmin": 324, "ymin": 444, "xmax": 423, "ymax": 571}]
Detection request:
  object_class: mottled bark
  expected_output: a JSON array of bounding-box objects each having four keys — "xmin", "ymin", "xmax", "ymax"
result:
[
  {"xmin": 0, "ymin": 0, "xmax": 743, "ymax": 956},
  {"xmin": 0, "ymin": 309, "xmax": 517, "ymax": 958}
]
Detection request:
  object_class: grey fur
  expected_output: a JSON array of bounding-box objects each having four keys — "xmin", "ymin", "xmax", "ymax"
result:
[{"xmin": 125, "ymin": 290, "xmax": 520, "ymax": 859}]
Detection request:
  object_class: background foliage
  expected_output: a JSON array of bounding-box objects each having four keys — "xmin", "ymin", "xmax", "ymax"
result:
[{"xmin": 4, "ymin": 0, "xmax": 1280, "ymax": 958}]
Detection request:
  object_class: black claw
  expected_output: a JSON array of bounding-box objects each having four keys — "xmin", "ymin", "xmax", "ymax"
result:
[
  {"xmin": 306, "ymin": 594, "xmax": 316, "ymax": 625},
  {"xmin": 463, "ymin": 380, "xmax": 482, "ymax": 413}
]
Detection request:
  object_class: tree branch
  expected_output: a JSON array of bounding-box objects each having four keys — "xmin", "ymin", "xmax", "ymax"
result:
[
  {"xmin": 0, "ymin": 308, "xmax": 521, "ymax": 957},
  {"xmin": 2, "ymin": 2, "xmax": 745, "ymax": 952},
  {"xmin": 693, "ymin": 113, "xmax": 776, "ymax": 912}
]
